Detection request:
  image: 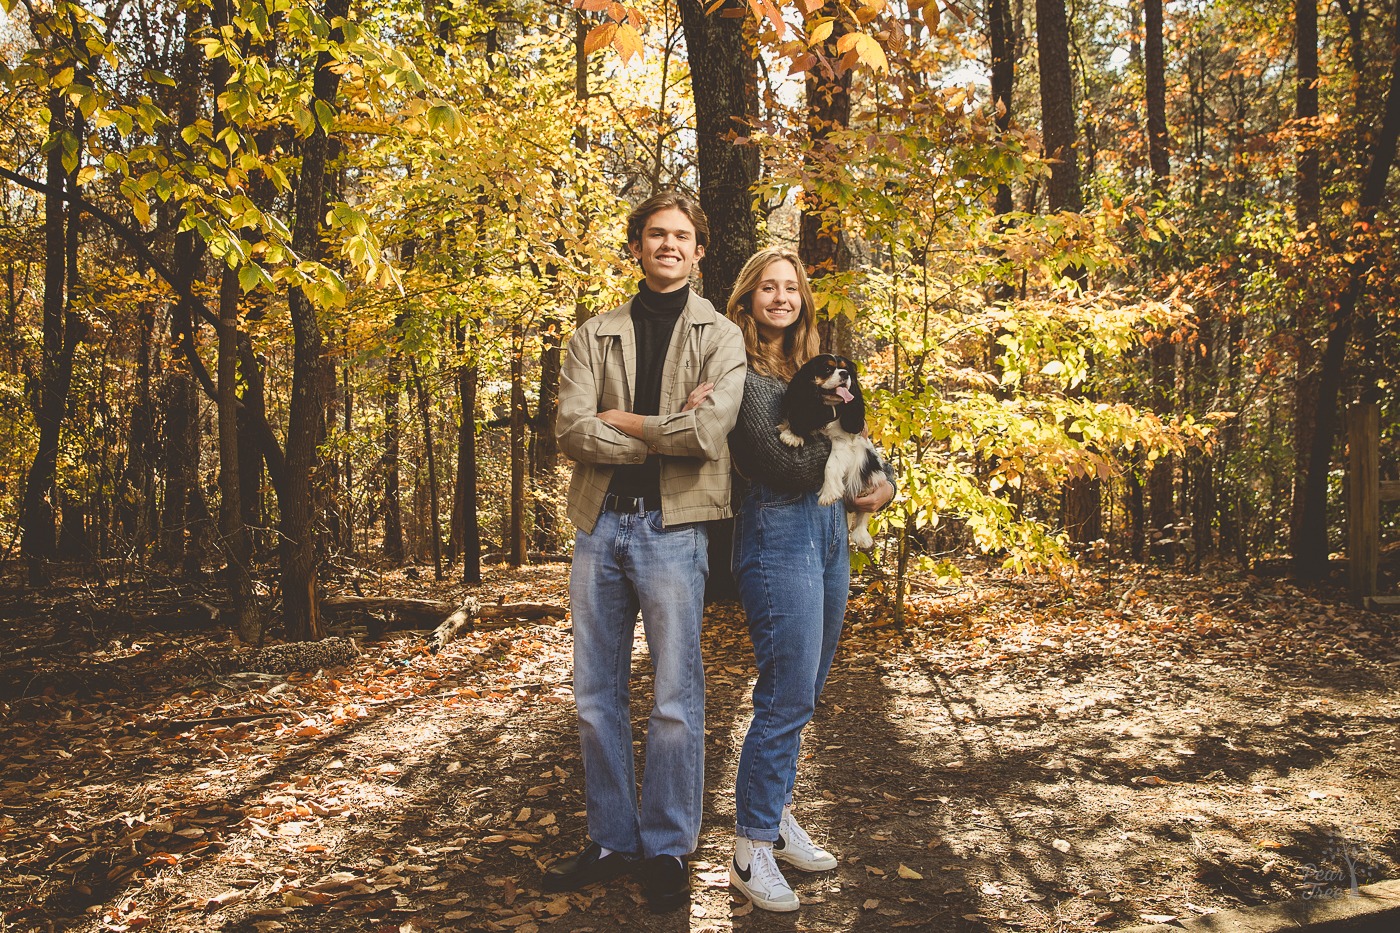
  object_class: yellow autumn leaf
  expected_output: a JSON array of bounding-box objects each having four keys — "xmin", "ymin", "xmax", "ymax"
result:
[
  {"xmin": 921, "ymin": 0, "xmax": 940, "ymax": 29},
  {"xmin": 584, "ymin": 23, "xmax": 617, "ymax": 55},
  {"xmin": 855, "ymin": 0, "xmax": 882, "ymax": 24},
  {"xmin": 613, "ymin": 23, "xmax": 644, "ymax": 63},
  {"xmin": 852, "ymin": 33, "xmax": 889, "ymax": 72},
  {"xmin": 897, "ymin": 863, "xmax": 923, "ymax": 879},
  {"xmin": 758, "ymin": 0, "xmax": 786, "ymax": 36},
  {"xmin": 809, "ymin": 18, "xmax": 834, "ymax": 44}
]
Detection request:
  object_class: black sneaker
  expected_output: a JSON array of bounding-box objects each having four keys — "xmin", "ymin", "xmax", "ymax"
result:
[
  {"xmin": 637, "ymin": 854, "xmax": 690, "ymax": 913},
  {"xmin": 540, "ymin": 841, "xmax": 633, "ymax": 893}
]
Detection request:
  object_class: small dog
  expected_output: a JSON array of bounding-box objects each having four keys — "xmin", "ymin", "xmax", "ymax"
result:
[{"xmin": 777, "ymin": 354, "xmax": 889, "ymax": 549}]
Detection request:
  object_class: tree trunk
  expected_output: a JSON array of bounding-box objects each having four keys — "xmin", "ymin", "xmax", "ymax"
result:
[
  {"xmin": 20, "ymin": 93, "xmax": 84, "ymax": 587},
  {"xmin": 1126, "ymin": 453, "xmax": 1145, "ymax": 560},
  {"xmin": 383, "ymin": 338, "xmax": 405, "ymax": 564},
  {"xmin": 1147, "ymin": 343, "xmax": 1177, "ymax": 560},
  {"xmin": 120, "ymin": 300, "xmax": 159, "ymax": 551},
  {"xmin": 158, "ymin": 233, "xmax": 203, "ymax": 575},
  {"xmin": 451, "ymin": 334, "xmax": 482, "ymax": 584},
  {"xmin": 1037, "ymin": 0, "xmax": 1098, "ymax": 542},
  {"xmin": 677, "ymin": 0, "xmax": 759, "ymax": 312},
  {"xmin": 1289, "ymin": 0, "xmax": 1322, "ymax": 565},
  {"xmin": 532, "ymin": 309, "xmax": 562, "ymax": 553},
  {"xmin": 1188, "ymin": 321, "xmax": 1216, "ymax": 562},
  {"xmin": 340, "ymin": 354, "xmax": 354, "ymax": 556},
  {"xmin": 509, "ymin": 321, "xmax": 528, "ymax": 566},
  {"xmin": 217, "ymin": 266, "xmax": 260, "ymax": 641},
  {"xmin": 160, "ymin": 372, "xmax": 212, "ymax": 577},
  {"xmin": 1217, "ymin": 314, "xmax": 1246, "ymax": 561},
  {"xmin": 1036, "ymin": 0, "xmax": 1083, "ymax": 215},
  {"xmin": 801, "ymin": 3, "xmax": 854, "ymax": 354},
  {"xmin": 411, "ymin": 357, "xmax": 444, "ymax": 579},
  {"xmin": 1145, "ymin": 0, "xmax": 1170, "ymax": 186},
  {"xmin": 157, "ymin": 1, "xmax": 209, "ymax": 577},
  {"xmin": 1145, "ymin": 0, "xmax": 1177, "ymax": 560},
  {"xmin": 323, "ymin": 327, "xmax": 344, "ymax": 554},
  {"xmin": 991, "ymin": 0, "xmax": 1016, "ymax": 222},
  {"xmin": 236, "ymin": 338, "xmax": 272, "ymax": 549},
  {"xmin": 211, "ymin": 0, "xmax": 260, "ymax": 642},
  {"xmin": 1295, "ymin": 2, "xmax": 1400, "ymax": 579},
  {"xmin": 989, "ymin": 0, "xmax": 1018, "ymax": 377},
  {"xmin": 280, "ymin": 0, "xmax": 351, "ymax": 640}
]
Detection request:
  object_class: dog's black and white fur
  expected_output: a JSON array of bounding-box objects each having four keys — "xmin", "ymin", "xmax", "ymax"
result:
[{"xmin": 777, "ymin": 354, "xmax": 889, "ymax": 549}]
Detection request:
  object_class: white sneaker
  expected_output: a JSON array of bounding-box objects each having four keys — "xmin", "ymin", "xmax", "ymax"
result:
[
  {"xmin": 775, "ymin": 808, "xmax": 838, "ymax": 871},
  {"xmin": 730, "ymin": 837, "xmax": 799, "ymax": 912}
]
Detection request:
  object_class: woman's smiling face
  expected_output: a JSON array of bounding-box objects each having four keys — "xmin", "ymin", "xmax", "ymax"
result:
[{"xmin": 748, "ymin": 259, "xmax": 803, "ymax": 342}]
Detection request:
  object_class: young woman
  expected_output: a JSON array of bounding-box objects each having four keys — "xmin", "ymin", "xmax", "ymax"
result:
[{"xmin": 724, "ymin": 247, "xmax": 894, "ymax": 912}]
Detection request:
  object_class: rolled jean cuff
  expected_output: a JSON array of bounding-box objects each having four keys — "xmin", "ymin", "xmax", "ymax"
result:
[{"xmin": 735, "ymin": 822, "xmax": 781, "ymax": 843}]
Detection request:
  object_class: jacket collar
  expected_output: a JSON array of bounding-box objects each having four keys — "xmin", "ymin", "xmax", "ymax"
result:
[{"xmin": 593, "ymin": 290, "xmax": 721, "ymax": 336}]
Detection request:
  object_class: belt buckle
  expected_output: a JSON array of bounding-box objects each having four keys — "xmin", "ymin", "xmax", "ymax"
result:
[{"xmin": 607, "ymin": 493, "xmax": 644, "ymax": 513}]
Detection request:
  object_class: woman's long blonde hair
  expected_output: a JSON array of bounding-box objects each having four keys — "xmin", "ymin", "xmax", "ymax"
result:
[{"xmin": 726, "ymin": 247, "xmax": 821, "ymax": 381}]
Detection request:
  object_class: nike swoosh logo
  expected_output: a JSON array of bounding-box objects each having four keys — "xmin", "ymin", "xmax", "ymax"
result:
[
  {"xmin": 733, "ymin": 858, "xmax": 752, "ymax": 883},
  {"xmin": 776, "ymin": 835, "xmax": 787, "ymax": 851}
]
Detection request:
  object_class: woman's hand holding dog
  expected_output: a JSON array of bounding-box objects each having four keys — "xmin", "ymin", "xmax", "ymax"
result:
[{"xmin": 850, "ymin": 476, "xmax": 893, "ymax": 513}]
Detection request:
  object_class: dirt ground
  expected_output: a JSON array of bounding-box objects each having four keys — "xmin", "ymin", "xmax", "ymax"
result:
[{"xmin": 1, "ymin": 561, "xmax": 1397, "ymax": 933}]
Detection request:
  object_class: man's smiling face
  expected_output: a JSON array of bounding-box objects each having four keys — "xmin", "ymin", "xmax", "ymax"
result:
[{"xmin": 628, "ymin": 207, "xmax": 705, "ymax": 293}]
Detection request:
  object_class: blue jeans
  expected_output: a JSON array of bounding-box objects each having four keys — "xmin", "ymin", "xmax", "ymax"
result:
[
  {"xmin": 570, "ymin": 508, "xmax": 709, "ymax": 858},
  {"xmin": 732, "ymin": 482, "xmax": 849, "ymax": 841}
]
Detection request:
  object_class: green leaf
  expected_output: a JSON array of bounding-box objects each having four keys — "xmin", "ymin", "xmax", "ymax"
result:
[{"xmin": 239, "ymin": 262, "xmax": 266, "ymax": 292}]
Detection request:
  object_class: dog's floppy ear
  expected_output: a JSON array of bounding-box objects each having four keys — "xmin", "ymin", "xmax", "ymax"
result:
[
  {"xmin": 781, "ymin": 374, "xmax": 811, "ymax": 434},
  {"xmin": 839, "ymin": 365, "xmax": 865, "ymax": 435}
]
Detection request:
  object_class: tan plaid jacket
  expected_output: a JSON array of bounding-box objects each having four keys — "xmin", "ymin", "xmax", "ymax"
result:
[{"xmin": 557, "ymin": 293, "xmax": 747, "ymax": 534}]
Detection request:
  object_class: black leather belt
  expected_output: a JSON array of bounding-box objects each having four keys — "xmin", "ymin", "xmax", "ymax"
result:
[{"xmin": 603, "ymin": 493, "xmax": 657, "ymax": 513}]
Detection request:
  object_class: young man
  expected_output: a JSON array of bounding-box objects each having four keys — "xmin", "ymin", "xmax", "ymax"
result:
[{"xmin": 545, "ymin": 192, "xmax": 746, "ymax": 911}]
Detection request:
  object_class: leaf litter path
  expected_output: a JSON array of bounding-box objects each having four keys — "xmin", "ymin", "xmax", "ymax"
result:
[{"xmin": 2, "ymin": 563, "xmax": 1398, "ymax": 933}]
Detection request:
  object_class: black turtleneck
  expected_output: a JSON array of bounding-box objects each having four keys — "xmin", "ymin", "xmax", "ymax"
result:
[{"xmin": 607, "ymin": 281, "xmax": 688, "ymax": 501}]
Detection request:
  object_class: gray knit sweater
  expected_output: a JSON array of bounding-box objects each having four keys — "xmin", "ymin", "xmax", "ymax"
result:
[
  {"xmin": 729, "ymin": 368, "xmax": 899, "ymax": 497},
  {"xmin": 729, "ymin": 369, "xmax": 831, "ymax": 493}
]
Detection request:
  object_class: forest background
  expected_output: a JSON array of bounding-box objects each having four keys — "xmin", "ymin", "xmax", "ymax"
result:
[{"xmin": 1, "ymin": 0, "xmax": 1397, "ymax": 638}]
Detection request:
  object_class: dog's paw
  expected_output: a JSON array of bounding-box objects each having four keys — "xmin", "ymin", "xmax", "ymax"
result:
[
  {"xmin": 817, "ymin": 490, "xmax": 841, "ymax": 506},
  {"xmin": 778, "ymin": 424, "xmax": 805, "ymax": 448},
  {"xmin": 849, "ymin": 528, "xmax": 874, "ymax": 549}
]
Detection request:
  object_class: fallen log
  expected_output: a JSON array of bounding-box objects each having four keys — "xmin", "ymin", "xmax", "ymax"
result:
[
  {"xmin": 321, "ymin": 595, "xmax": 453, "ymax": 625},
  {"xmin": 319, "ymin": 594, "xmax": 565, "ymax": 651}
]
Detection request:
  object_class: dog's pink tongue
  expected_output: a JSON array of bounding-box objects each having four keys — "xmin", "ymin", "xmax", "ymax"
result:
[{"xmin": 835, "ymin": 386, "xmax": 854, "ymax": 403}]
